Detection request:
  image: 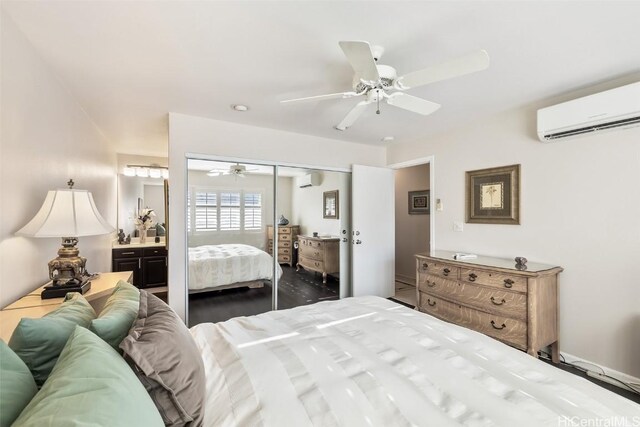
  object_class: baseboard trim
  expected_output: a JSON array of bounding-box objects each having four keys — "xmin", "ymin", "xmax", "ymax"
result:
[{"xmin": 561, "ymin": 351, "xmax": 640, "ymax": 390}]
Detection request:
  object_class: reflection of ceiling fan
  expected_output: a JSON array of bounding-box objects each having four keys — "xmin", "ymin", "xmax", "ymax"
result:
[
  {"xmin": 207, "ymin": 163, "xmax": 258, "ymax": 178},
  {"xmin": 281, "ymin": 40, "xmax": 490, "ymax": 131}
]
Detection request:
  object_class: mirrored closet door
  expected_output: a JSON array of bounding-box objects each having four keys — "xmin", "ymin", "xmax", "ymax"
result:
[
  {"xmin": 185, "ymin": 158, "xmax": 352, "ymax": 326},
  {"xmin": 186, "ymin": 159, "xmax": 276, "ymax": 326}
]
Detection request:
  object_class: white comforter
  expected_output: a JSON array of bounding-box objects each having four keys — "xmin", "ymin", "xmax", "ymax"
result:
[
  {"xmin": 188, "ymin": 244, "xmax": 282, "ymax": 291},
  {"xmin": 190, "ymin": 296, "xmax": 640, "ymax": 427}
]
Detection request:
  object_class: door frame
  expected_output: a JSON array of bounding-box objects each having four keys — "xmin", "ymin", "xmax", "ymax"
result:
[{"xmin": 387, "ymin": 155, "xmax": 435, "ymax": 254}]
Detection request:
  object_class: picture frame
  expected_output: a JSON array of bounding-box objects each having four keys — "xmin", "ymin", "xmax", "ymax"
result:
[
  {"xmin": 465, "ymin": 164, "xmax": 520, "ymax": 225},
  {"xmin": 323, "ymin": 190, "xmax": 339, "ymax": 219},
  {"xmin": 408, "ymin": 190, "xmax": 430, "ymax": 215}
]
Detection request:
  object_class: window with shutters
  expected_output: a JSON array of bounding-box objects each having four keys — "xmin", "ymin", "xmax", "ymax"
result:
[
  {"xmin": 195, "ymin": 192, "xmax": 217, "ymax": 231},
  {"xmin": 188, "ymin": 188, "xmax": 263, "ymax": 233},
  {"xmin": 244, "ymin": 193, "xmax": 262, "ymax": 230}
]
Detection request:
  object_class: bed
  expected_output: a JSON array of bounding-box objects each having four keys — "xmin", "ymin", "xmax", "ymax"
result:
[
  {"xmin": 191, "ymin": 296, "xmax": 640, "ymax": 426},
  {"xmin": 188, "ymin": 243, "xmax": 283, "ymax": 293}
]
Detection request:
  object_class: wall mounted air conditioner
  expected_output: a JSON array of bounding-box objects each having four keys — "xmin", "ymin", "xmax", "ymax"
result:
[
  {"xmin": 298, "ymin": 172, "xmax": 321, "ymax": 188},
  {"xmin": 537, "ymin": 81, "xmax": 640, "ymax": 142}
]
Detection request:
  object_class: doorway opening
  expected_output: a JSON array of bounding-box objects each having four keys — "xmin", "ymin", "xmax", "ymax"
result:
[{"xmin": 390, "ymin": 159, "xmax": 433, "ymax": 307}]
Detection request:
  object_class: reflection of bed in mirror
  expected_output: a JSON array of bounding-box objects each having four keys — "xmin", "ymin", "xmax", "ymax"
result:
[{"xmin": 188, "ymin": 243, "xmax": 282, "ymax": 294}]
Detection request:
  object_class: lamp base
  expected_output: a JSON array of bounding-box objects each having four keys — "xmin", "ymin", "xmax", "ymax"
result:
[{"xmin": 41, "ymin": 279, "xmax": 91, "ymax": 299}]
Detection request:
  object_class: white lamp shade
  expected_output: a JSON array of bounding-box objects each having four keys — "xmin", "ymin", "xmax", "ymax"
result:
[{"xmin": 16, "ymin": 189, "xmax": 114, "ymax": 237}]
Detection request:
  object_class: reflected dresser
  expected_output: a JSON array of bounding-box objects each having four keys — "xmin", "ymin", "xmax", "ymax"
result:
[
  {"xmin": 415, "ymin": 251, "xmax": 563, "ymax": 362},
  {"xmin": 267, "ymin": 225, "xmax": 300, "ymax": 267},
  {"xmin": 297, "ymin": 236, "xmax": 340, "ymax": 284}
]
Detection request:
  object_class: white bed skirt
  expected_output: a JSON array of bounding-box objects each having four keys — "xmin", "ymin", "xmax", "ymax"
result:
[
  {"xmin": 190, "ymin": 296, "xmax": 640, "ymax": 427},
  {"xmin": 188, "ymin": 244, "xmax": 282, "ymax": 291}
]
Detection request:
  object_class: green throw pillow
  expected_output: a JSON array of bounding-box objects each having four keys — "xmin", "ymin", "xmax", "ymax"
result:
[
  {"xmin": 12, "ymin": 326, "xmax": 163, "ymax": 426},
  {"xmin": 8, "ymin": 292, "xmax": 96, "ymax": 385},
  {"xmin": 89, "ymin": 280, "xmax": 140, "ymax": 350},
  {"xmin": 0, "ymin": 340, "xmax": 38, "ymax": 427}
]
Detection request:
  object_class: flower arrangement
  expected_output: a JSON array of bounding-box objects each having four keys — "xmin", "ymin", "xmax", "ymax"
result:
[{"xmin": 135, "ymin": 208, "xmax": 156, "ymax": 230}]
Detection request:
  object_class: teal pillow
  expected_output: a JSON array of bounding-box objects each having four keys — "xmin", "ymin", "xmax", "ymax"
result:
[
  {"xmin": 9, "ymin": 292, "xmax": 96, "ymax": 385},
  {"xmin": 0, "ymin": 340, "xmax": 38, "ymax": 427},
  {"xmin": 89, "ymin": 280, "xmax": 140, "ymax": 350},
  {"xmin": 12, "ymin": 326, "xmax": 163, "ymax": 426}
]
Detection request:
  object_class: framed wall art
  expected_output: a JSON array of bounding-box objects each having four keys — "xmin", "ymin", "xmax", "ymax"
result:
[
  {"xmin": 323, "ymin": 190, "xmax": 339, "ymax": 219},
  {"xmin": 465, "ymin": 164, "xmax": 520, "ymax": 224},
  {"xmin": 408, "ymin": 190, "xmax": 430, "ymax": 215}
]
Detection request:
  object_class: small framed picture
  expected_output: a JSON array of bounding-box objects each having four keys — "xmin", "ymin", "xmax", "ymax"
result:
[
  {"xmin": 323, "ymin": 190, "xmax": 339, "ymax": 219},
  {"xmin": 466, "ymin": 164, "xmax": 520, "ymax": 224},
  {"xmin": 408, "ymin": 190, "xmax": 430, "ymax": 215}
]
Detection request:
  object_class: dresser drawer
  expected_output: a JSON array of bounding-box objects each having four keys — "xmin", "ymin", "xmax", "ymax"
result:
[
  {"xmin": 425, "ymin": 279, "xmax": 527, "ymax": 321},
  {"xmin": 417, "ymin": 260, "xmax": 458, "ymax": 280},
  {"xmin": 299, "ymin": 245, "xmax": 323, "ymax": 260},
  {"xmin": 143, "ymin": 247, "xmax": 167, "ymax": 257},
  {"xmin": 278, "ymin": 226, "xmax": 291, "ymax": 234},
  {"xmin": 299, "ymin": 255, "xmax": 324, "ymax": 272},
  {"xmin": 419, "ymin": 293, "xmax": 527, "ymax": 350},
  {"xmin": 278, "ymin": 255, "xmax": 291, "ymax": 263},
  {"xmin": 460, "ymin": 268, "xmax": 527, "ymax": 293},
  {"xmin": 113, "ymin": 248, "xmax": 143, "ymax": 258},
  {"xmin": 417, "ymin": 273, "xmax": 455, "ymax": 294},
  {"xmin": 279, "ymin": 234, "xmax": 292, "ymax": 242},
  {"xmin": 279, "ymin": 247, "xmax": 292, "ymax": 256},
  {"xmin": 280, "ymin": 241, "xmax": 291, "ymax": 248}
]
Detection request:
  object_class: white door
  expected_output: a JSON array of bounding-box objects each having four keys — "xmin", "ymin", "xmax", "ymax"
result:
[{"xmin": 351, "ymin": 164, "xmax": 395, "ymax": 298}]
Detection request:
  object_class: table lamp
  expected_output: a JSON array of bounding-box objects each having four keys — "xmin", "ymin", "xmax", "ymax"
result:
[{"xmin": 16, "ymin": 180, "xmax": 115, "ymax": 299}]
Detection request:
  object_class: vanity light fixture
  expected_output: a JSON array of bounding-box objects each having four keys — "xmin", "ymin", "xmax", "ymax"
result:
[
  {"xmin": 123, "ymin": 165, "xmax": 168, "ymax": 179},
  {"xmin": 231, "ymin": 104, "xmax": 249, "ymax": 112}
]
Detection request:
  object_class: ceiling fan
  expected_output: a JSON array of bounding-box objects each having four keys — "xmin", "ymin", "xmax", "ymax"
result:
[
  {"xmin": 207, "ymin": 163, "xmax": 258, "ymax": 178},
  {"xmin": 281, "ymin": 41, "xmax": 490, "ymax": 131}
]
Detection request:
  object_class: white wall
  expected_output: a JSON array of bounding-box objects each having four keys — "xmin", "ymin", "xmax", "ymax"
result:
[
  {"xmin": 291, "ymin": 171, "xmax": 350, "ymax": 238},
  {"xmin": 168, "ymin": 113, "xmax": 386, "ymax": 320},
  {"xmin": 387, "ymin": 101, "xmax": 640, "ymax": 379},
  {"xmin": 0, "ymin": 13, "xmax": 116, "ymax": 308},
  {"xmin": 394, "ymin": 164, "xmax": 430, "ymax": 284},
  {"xmin": 186, "ymin": 169, "xmax": 292, "ymax": 250}
]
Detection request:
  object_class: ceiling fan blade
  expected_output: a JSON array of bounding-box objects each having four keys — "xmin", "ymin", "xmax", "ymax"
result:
[
  {"xmin": 394, "ymin": 50, "xmax": 490, "ymax": 90},
  {"xmin": 335, "ymin": 100, "xmax": 372, "ymax": 131},
  {"xmin": 280, "ymin": 91, "xmax": 361, "ymax": 104},
  {"xmin": 386, "ymin": 93, "xmax": 440, "ymax": 115},
  {"xmin": 339, "ymin": 41, "xmax": 380, "ymax": 84}
]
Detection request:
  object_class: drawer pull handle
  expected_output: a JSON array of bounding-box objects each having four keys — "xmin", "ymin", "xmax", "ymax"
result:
[
  {"xmin": 443, "ymin": 268, "xmax": 450, "ymax": 276},
  {"xmin": 490, "ymin": 320, "xmax": 506, "ymax": 330},
  {"xmin": 121, "ymin": 252, "xmax": 135, "ymax": 255},
  {"xmin": 427, "ymin": 299, "xmax": 436, "ymax": 307},
  {"xmin": 468, "ymin": 273, "xmax": 477, "ymax": 282},
  {"xmin": 422, "ymin": 263, "xmax": 428, "ymax": 270},
  {"xmin": 427, "ymin": 280, "xmax": 436, "ymax": 287},
  {"xmin": 503, "ymin": 279, "xmax": 514, "ymax": 288},
  {"xmin": 490, "ymin": 297, "xmax": 506, "ymax": 306}
]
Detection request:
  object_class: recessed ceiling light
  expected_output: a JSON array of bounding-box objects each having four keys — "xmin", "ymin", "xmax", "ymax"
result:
[
  {"xmin": 231, "ymin": 104, "xmax": 249, "ymax": 112},
  {"xmin": 381, "ymin": 136, "xmax": 394, "ymax": 142}
]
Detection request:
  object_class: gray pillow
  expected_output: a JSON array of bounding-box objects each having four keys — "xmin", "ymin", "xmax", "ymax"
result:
[{"xmin": 120, "ymin": 291, "xmax": 205, "ymax": 426}]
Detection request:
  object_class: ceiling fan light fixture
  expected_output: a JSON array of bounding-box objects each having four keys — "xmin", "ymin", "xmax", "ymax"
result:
[{"xmin": 231, "ymin": 104, "xmax": 249, "ymax": 112}]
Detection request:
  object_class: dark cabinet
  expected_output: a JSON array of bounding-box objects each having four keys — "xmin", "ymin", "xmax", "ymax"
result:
[{"xmin": 112, "ymin": 246, "xmax": 167, "ymax": 289}]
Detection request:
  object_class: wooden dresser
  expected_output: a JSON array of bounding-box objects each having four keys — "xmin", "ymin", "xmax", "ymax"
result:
[
  {"xmin": 267, "ymin": 225, "xmax": 299, "ymax": 267},
  {"xmin": 297, "ymin": 236, "xmax": 340, "ymax": 283},
  {"xmin": 415, "ymin": 251, "xmax": 563, "ymax": 362}
]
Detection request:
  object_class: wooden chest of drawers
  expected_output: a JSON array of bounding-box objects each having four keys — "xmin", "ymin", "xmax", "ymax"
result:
[
  {"xmin": 297, "ymin": 236, "xmax": 340, "ymax": 284},
  {"xmin": 415, "ymin": 251, "xmax": 563, "ymax": 362},
  {"xmin": 267, "ymin": 225, "xmax": 299, "ymax": 267}
]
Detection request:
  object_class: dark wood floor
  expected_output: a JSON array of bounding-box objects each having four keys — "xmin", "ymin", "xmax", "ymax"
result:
[{"xmin": 188, "ymin": 265, "xmax": 339, "ymax": 326}]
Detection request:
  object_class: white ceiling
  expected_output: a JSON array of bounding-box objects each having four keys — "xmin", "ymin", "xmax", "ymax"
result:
[{"xmin": 4, "ymin": 1, "xmax": 640, "ymax": 156}]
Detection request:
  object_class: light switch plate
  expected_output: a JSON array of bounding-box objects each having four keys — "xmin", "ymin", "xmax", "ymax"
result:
[{"xmin": 453, "ymin": 221, "xmax": 464, "ymax": 232}]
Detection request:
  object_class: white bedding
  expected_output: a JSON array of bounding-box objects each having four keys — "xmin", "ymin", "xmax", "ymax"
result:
[
  {"xmin": 191, "ymin": 296, "xmax": 640, "ymax": 427},
  {"xmin": 188, "ymin": 244, "xmax": 282, "ymax": 291}
]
